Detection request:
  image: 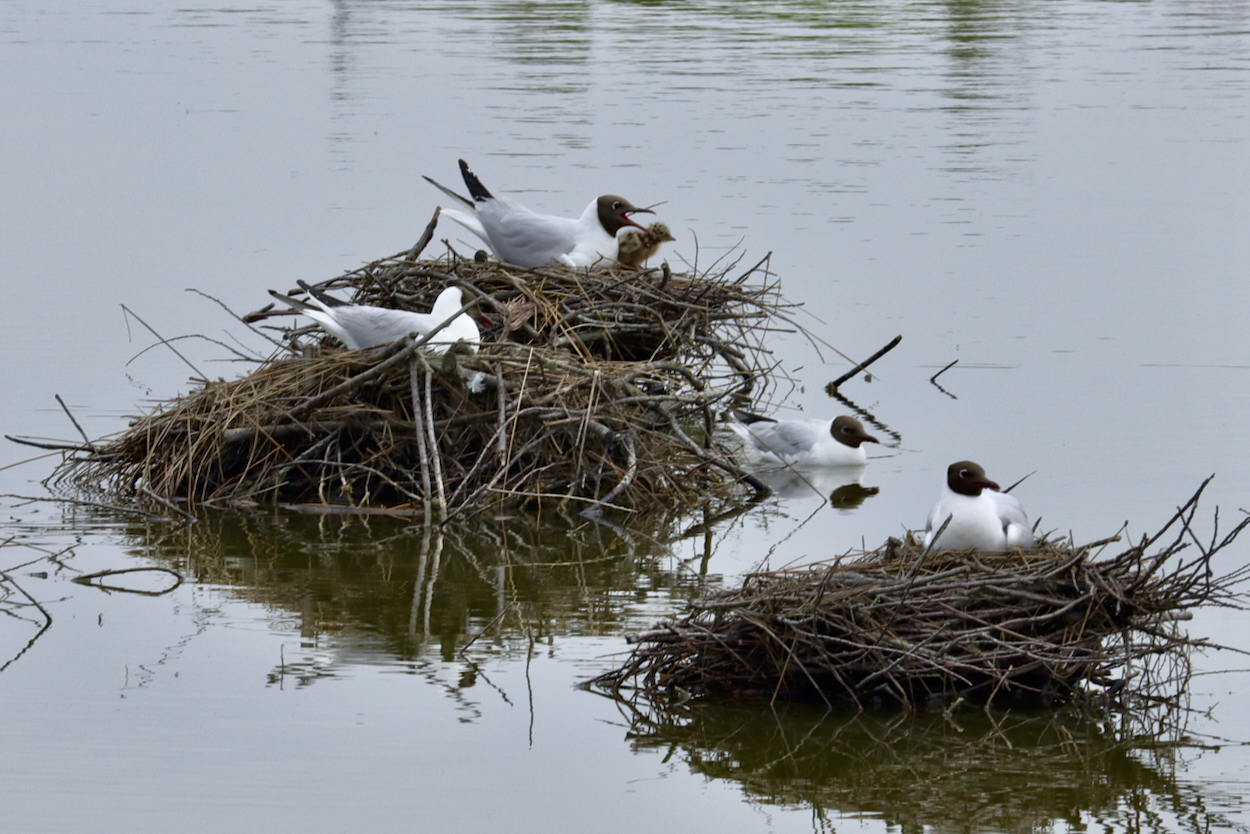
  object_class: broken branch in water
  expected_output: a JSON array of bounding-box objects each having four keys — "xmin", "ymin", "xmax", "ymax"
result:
[
  {"xmin": 929, "ymin": 359, "xmax": 959, "ymax": 399},
  {"xmin": 931, "ymin": 358, "xmax": 958, "ymax": 383},
  {"xmin": 73, "ymin": 566, "xmax": 184, "ymax": 595},
  {"xmin": 827, "ymin": 334, "xmax": 902, "ymax": 390}
]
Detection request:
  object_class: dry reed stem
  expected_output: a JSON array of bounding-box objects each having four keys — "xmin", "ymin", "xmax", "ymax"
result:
[{"xmin": 50, "ymin": 254, "xmax": 794, "ymax": 518}]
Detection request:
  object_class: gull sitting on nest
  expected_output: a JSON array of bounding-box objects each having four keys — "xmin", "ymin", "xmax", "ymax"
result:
[
  {"xmin": 268, "ymin": 281, "xmax": 480, "ymax": 354},
  {"xmin": 923, "ymin": 460, "xmax": 1034, "ymax": 552}
]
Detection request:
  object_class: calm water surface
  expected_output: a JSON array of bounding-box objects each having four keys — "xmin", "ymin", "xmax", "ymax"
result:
[{"xmin": 2, "ymin": 1, "xmax": 1249, "ymax": 831}]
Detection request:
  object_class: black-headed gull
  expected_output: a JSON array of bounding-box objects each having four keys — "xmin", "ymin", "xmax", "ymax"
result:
[
  {"xmin": 923, "ymin": 460, "xmax": 1034, "ymax": 552},
  {"xmin": 729, "ymin": 410, "xmax": 879, "ymax": 467},
  {"xmin": 423, "ymin": 160, "xmax": 653, "ymax": 269},
  {"xmin": 616, "ymin": 221, "xmax": 676, "ymax": 267},
  {"xmin": 268, "ymin": 282, "xmax": 479, "ymax": 353}
]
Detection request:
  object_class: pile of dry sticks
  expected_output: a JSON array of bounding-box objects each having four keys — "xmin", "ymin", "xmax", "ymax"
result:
[
  {"xmin": 43, "ymin": 223, "xmax": 811, "ymax": 521},
  {"xmin": 590, "ymin": 479, "xmax": 1250, "ymax": 710}
]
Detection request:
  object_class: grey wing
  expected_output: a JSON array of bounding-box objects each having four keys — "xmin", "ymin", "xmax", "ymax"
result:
[
  {"xmin": 923, "ymin": 498, "xmax": 956, "ymax": 549},
  {"xmin": 478, "ymin": 200, "xmax": 578, "ymax": 268},
  {"xmin": 440, "ymin": 208, "xmax": 492, "ymax": 250},
  {"xmin": 990, "ymin": 491, "xmax": 1033, "ymax": 545},
  {"xmin": 923, "ymin": 500, "xmax": 943, "ymax": 537},
  {"xmin": 326, "ymin": 306, "xmax": 433, "ymax": 349},
  {"xmin": 755, "ymin": 420, "xmax": 822, "ymax": 458}
]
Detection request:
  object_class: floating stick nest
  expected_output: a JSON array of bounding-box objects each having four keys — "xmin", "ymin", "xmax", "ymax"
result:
[
  {"xmin": 590, "ymin": 479, "xmax": 1250, "ymax": 711},
  {"xmin": 46, "ymin": 236, "xmax": 799, "ymax": 519}
]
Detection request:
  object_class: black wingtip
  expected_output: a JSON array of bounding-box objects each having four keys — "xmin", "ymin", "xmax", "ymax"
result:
[
  {"xmin": 297, "ymin": 279, "xmax": 348, "ymax": 308},
  {"xmin": 459, "ymin": 159, "xmax": 493, "ymax": 203},
  {"xmin": 731, "ymin": 409, "xmax": 776, "ymax": 426}
]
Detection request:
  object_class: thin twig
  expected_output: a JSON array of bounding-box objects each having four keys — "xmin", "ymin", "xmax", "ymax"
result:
[
  {"xmin": 120, "ymin": 304, "xmax": 207, "ymax": 380},
  {"xmin": 54, "ymin": 394, "xmax": 96, "ymax": 452}
]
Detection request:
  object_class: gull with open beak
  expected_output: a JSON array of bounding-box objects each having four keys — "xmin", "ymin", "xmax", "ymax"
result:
[{"xmin": 423, "ymin": 159, "xmax": 653, "ymax": 269}]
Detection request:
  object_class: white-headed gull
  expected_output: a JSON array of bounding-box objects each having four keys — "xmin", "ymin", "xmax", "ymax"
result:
[
  {"xmin": 616, "ymin": 221, "xmax": 676, "ymax": 267},
  {"xmin": 268, "ymin": 282, "xmax": 479, "ymax": 353},
  {"xmin": 423, "ymin": 160, "xmax": 653, "ymax": 269},
  {"xmin": 729, "ymin": 410, "xmax": 879, "ymax": 467},
  {"xmin": 923, "ymin": 460, "xmax": 1034, "ymax": 552}
]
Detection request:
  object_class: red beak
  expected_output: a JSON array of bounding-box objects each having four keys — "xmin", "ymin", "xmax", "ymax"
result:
[{"xmin": 621, "ymin": 207, "xmax": 654, "ymax": 232}]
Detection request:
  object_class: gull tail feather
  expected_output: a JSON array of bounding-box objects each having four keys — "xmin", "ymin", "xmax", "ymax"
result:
[
  {"xmin": 297, "ymin": 280, "xmax": 349, "ymax": 309},
  {"xmin": 269, "ymin": 289, "xmax": 317, "ymax": 314},
  {"xmin": 731, "ymin": 409, "xmax": 778, "ymax": 426},
  {"xmin": 458, "ymin": 159, "xmax": 494, "ymax": 203}
]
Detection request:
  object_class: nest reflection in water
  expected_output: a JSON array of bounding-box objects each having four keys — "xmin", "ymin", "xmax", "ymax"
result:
[
  {"xmin": 117, "ymin": 503, "xmax": 734, "ymax": 668},
  {"xmin": 591, "ymin": 479, "xmax": 1250, "ymax": 711},
  {"xmin": 603, "ymin": 696, "xmax": 1232, "ymax": 834}
]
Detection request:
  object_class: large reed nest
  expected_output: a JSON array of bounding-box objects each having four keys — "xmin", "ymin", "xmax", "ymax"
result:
[
  {"xmin": 45, "ymin": 231, "xmax": 798, "ymax": 520},
  {"xmin": 590, "ymin": 480, "xmax": 1250, "ymax": 711}
]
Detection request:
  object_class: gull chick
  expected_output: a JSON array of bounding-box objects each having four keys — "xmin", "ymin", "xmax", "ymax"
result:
[{"xmin": 616, "ymin": 221, "xmax": 675, "ymax": 267}]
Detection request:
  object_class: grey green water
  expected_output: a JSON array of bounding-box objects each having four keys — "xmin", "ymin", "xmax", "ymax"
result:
[{"xmin": 2, "ymin": 2, "xmax": 1248, "ymax": 831}]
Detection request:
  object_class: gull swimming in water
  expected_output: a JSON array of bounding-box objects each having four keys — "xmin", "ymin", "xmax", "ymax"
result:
[
  {"xmin": 422, "ymin": 159, "xmax": 653, "ymax": 269},
  {"xmin": 729, "ymin": 410, "xmax": 879, "ymax": 468},
  {"xmin": 923, "ymin": 460, "xmax": 1034, "ymax": 552},
  {"xmin": 268, "ymin": 282, "xmax": 479, "ymax": 353},
  {"xmin": 616, "ymin": 221, "xmax": 675, "ymax": 267}
]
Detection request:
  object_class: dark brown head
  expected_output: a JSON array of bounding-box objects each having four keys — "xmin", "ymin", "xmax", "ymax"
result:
[
  {"xmin": 829, "ymin": 416, "xmax": 880, "ymax": 449},
  {"xmin": 597, "ymin": 195, "xmax": 653, "ymax": 235},
  {"xmin": 946, "ymin": 460, "xmax": 1001, "ymax": 496}
]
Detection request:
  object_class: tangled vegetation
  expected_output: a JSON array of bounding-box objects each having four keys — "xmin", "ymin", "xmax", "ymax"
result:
[{"xmin": 590, "ymin": 479, "xmax": 1250, "ymax": 710}]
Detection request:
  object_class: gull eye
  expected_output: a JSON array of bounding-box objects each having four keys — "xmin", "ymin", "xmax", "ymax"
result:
[{"xmin": 960, "ymin": 468, "xmax": 971, "ymax": 479}]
